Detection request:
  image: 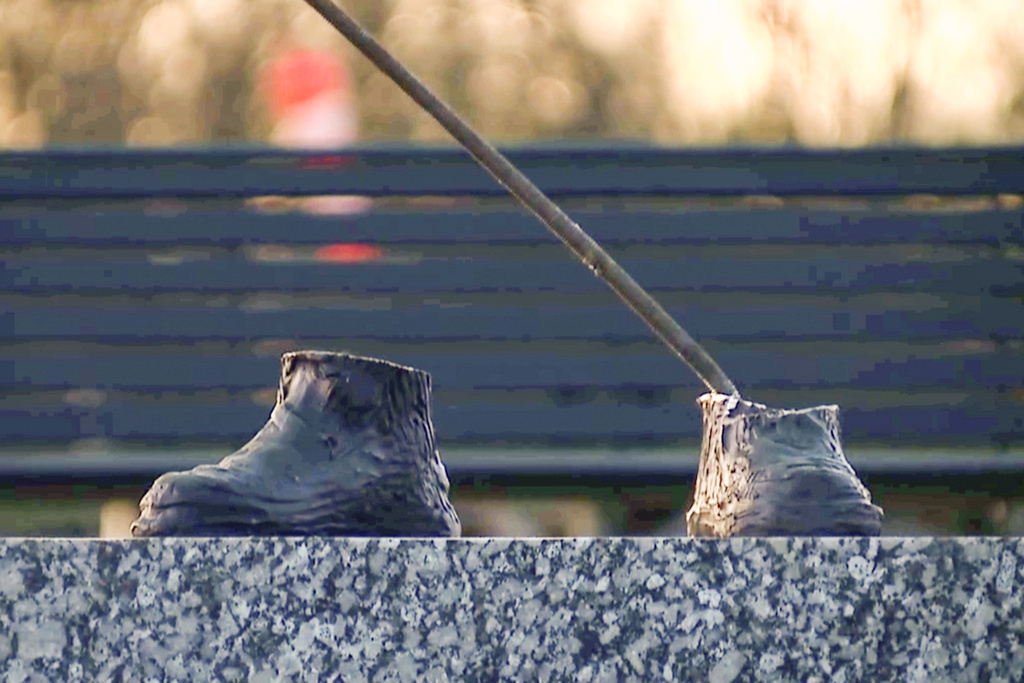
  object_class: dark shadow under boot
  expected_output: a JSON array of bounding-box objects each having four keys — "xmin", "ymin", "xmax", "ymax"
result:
[
  {"xmin": 686, "ymin": 393, "xmax": 883, "ymax": 537},
  {"xmin": 130, "ymin": 351, "xmax": 461, "ymax": 537}
]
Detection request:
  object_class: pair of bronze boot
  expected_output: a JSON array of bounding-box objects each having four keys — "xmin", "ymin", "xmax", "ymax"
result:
[
  {"xmin": 132, "ymin": 350, "xmax": 882, "ymax": 538},
  {"xmin": 131, "ymin": 351, "xmax": 461, "ymax": 538}
]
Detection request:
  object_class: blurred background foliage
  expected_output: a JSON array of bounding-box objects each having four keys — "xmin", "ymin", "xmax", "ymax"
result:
[{"xmin": 1, "ymin": 0, "xmax": 1023, "ymax": 149}]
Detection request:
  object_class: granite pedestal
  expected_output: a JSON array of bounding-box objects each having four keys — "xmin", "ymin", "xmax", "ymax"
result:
[{"xmin": 1, "ymin": 538, "xmax": 1022, "ymax": 682}]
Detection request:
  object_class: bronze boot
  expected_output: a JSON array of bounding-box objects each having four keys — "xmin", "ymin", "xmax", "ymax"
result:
[
  {"xmin": 686, "ymin": 393, "xmax": 883, "ymax": 537},
  {"xmin": 130, "ymin": 351, "xmax": 461, "ymax": 537}
]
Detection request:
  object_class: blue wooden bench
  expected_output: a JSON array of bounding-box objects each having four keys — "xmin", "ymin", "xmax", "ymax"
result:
[{"xmin": 1, "ymin": 145, "xmax": 1022, "ymax": 486}]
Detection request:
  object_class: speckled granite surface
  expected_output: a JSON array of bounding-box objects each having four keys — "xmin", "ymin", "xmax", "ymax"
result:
[{"xmin": 1, "ymin": 537, "xmax": 1022, "ymax": 682}]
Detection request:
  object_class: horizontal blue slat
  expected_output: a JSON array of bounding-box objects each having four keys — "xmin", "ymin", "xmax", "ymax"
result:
[
  {"xmin": 0, "ymin": 145, "xmax": 1022, "ymax": 199},
  {"xmin": 3, "ymin": 207, "xmax": 1022, "ymax": 247},
  {"xmin": 4, "ymin": 253, "xmax": 1017, "ymax": 295},
  {"xmin": 6, "ymin": 447, "xmax": 1024, "ymax": 483},
  {"xmin": 0, "ymin": 397, "xmax": 1017, "ymax": 446},
  {"xmin": 4, "ymin": 299, "xmax": 1019, "ymax": 342},
  {"xmin": 4, "ymin": 345, "xmax": 1022, "ymax": 392},
  {"xmin": 4, "ymin": 448, "xmax": 1024, "ymax": 483}
]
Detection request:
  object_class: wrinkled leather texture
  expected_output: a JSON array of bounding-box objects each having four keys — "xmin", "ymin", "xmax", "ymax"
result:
[{"xmin": 131, "ymin": 351, "xmax": 461, "ymax": 537}]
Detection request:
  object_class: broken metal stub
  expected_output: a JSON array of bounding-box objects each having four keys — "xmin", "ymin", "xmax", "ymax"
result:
[{"xmin": 687, "ymin": 392, "xmax": 883, "ymax": 537}]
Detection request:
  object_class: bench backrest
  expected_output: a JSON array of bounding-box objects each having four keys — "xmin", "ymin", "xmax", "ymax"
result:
[{"xmin": 2, "ymin": 146, "xmax": 1022, "ymax": 464}]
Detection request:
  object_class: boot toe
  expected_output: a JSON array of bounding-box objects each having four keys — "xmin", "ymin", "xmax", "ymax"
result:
[{"xmin": 131, "ymin": 470, "xmax": 264, "ymax": 537}]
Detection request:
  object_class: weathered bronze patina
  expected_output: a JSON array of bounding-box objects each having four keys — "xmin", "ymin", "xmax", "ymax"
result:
[
  {"xmin": 687, "ymin": 393, "xmax": 883, "ymax": 536},
  {"xmin": 131, "ymin": 351, "xmax": 461, "ymax": 537}
]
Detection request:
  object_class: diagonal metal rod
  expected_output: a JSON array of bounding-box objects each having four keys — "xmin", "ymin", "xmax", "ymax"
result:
[{"xmin": 303, "ymin": 0, "xmax": 738, "ymax": 396}]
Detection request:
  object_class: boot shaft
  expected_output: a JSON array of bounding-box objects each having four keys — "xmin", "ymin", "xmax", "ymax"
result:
[{"xmin": 279, "ymin": 350, "xmax": 434, "ymax": 439}]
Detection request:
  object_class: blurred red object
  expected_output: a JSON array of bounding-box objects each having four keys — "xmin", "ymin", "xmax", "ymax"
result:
[
  {"xmin": 265, "ymin": 49, "xmax": 349, "ymax": 123},
  {"xmin": 300, "ymin": 154, "xmax": 356, "ymax": 169},
  {"xmin": 314, "ymin": 243, "xmax": 384, "ymax": 263}
]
